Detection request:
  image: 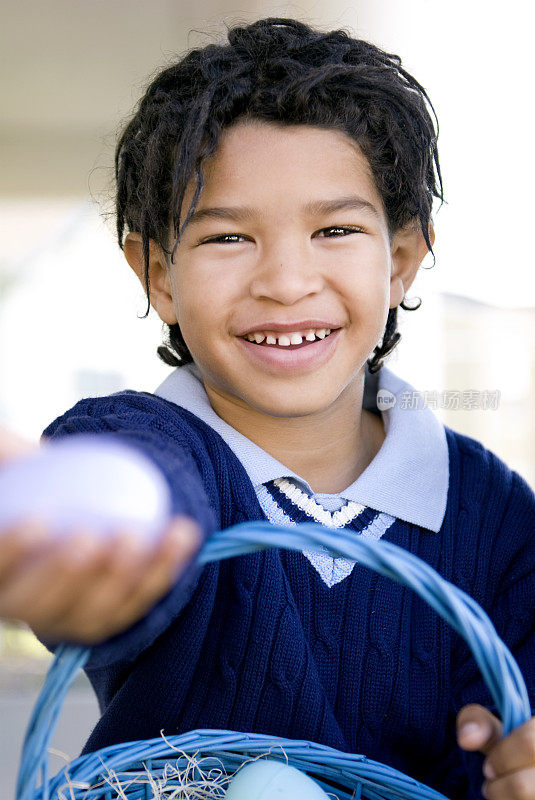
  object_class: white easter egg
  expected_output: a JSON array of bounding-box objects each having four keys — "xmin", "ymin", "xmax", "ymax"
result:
[
  {"xmin": 224, "ymin": 758, "xmax": 331, "ymax": 800},
  {"xmin": 0, "ymin": 435, "xmax": 172, "ymax": 541}
]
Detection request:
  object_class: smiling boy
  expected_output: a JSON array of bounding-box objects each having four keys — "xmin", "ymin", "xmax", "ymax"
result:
[{"xmin": 1, "ymin": 17, "xmax": 534, "ymax": 800}]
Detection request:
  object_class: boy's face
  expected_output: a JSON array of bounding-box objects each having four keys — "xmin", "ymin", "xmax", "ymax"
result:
[{"xmin": 136, "ymin": 120, "xmax": 421, "ymax": 421}]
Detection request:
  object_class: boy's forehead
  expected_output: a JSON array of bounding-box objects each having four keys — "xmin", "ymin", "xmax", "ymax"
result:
[
  {"xmin": 184, "ymin": 120, "xmax": 383, "ymax": 215},
  {"xmin": 216, "ymin": 118, "xmax": 365, "ymax": 162}
]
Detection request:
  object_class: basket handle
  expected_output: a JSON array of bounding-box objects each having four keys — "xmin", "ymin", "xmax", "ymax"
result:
[{"xmin": 17, "ymin": 520, "xmax": 531, "ymax": 800}]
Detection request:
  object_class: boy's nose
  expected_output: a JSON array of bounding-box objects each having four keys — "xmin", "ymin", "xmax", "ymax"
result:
[{"xmin": 249, "ymin": 252, "xmax": 325, "ymax": 305}]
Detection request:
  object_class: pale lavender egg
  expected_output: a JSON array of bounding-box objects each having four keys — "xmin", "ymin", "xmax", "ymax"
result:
[{"xmin": 0, "ymin": 435, "xmax": 172, "ymax": 541}]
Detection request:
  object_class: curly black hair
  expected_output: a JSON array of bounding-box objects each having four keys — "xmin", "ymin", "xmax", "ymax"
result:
[{"xmin": 115, "ymin": 17, "xmax": 443, "ymax": 373}]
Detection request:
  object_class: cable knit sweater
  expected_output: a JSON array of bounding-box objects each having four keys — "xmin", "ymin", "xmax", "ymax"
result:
[{"xmin": 40, "ymin": 389, "xmax": 535, "ymax": 800}]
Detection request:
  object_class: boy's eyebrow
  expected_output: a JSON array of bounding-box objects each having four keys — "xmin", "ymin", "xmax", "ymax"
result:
[{"xmin": 183, "ymin": 195, "xmax": 380, "ymax": 228}]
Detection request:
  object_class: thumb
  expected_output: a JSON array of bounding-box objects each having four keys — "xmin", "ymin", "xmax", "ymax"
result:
[{"xmin": 457, "ymin": 704, "xmax": 503, "ymax": 755}]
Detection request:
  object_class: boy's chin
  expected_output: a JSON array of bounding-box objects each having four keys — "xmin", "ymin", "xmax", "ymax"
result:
[{"xmin": 238, "ymin": 389, "xmax": 346, "ymax": 419}]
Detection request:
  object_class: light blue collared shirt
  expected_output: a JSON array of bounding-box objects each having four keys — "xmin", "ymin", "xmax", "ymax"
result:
[{"xmin": 154, "ymin": 362, "xmax": 449, "ymax": 533}]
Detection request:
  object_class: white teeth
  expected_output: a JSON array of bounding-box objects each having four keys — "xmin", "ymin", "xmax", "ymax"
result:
[{"xmin": 244, "ymin": 327, "xmax": 336, "ymax": 346}]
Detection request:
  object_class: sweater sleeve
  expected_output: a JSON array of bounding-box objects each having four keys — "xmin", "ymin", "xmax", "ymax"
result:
[
  {"xmin": 35, "ymin": 391, "xmax": 219, "ymax": 670},
  {"xmin": 449, "ymin": 468, "xmax": 535, "ymax": 799}
]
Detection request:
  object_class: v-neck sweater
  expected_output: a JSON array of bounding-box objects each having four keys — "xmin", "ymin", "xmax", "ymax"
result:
[{"xmin": 40, "ymin": 388, "xmax": 535, "ymax": 800}]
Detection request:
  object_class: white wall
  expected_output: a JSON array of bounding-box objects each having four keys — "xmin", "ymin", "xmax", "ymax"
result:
[{"xmin": 0, "ymin": 200, "xmax": 171, "ymax": 438}]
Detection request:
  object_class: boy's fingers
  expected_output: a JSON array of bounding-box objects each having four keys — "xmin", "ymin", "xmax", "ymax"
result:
[
  {"xmin": 62, "ymin": 519, "xmax": 201, "ymax": 641},
  {"xmin": 482, "ymin": 717, "xmax": 535, "ymax": 782},
  {"xmin": 482, "ymin": 765, "xmax": 535, "ymax": 800},
  {"xmin": 121, "ymin": 517, "xmax": 203, "ymax": 606},
  {"xmin": 86, "ymin": 518, "xmax": 203, "ymax": 637},
  {"xmin": 61, "ymin": 531, "xmax": 158, "ymax": 633},
  {"xmin": 457, "ymin": 705, "xmax": 503, "ymax": 755},
  {"xmin": 0, "ymin": 515, "xmax": 203, "ymax": 643},
  {"xmin": 0, "ymin": 520, "xmax": 51, "ymax": 582},
  {"xmin": 159, "ymin": 516, "xmax": 202, "ymax": 567},
  {"xmin": 18, "ymin": 544, "xmax": 108, "ymax": 633},
  {"xmin": 0, "ymin": 531, "xmax": 105, "ymax": 622}
]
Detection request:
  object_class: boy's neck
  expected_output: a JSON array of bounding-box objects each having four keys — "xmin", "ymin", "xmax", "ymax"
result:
[{"xmin": 203, "ymin": 377, "xmax": 385, "ymax": 495}]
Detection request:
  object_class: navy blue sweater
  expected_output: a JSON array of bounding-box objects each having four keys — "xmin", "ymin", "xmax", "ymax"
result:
[{"xmin": 41, "ymin": 390, "xmax": 535, "ymax": 800}]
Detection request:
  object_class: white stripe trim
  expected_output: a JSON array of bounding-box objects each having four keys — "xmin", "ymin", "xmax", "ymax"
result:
[{"xmin": 274, "ymin": 477, "xmax": 366, "ymax": 528}]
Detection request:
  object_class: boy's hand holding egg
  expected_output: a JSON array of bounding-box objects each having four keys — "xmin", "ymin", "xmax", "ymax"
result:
[{"xmin": 0, "ymin": 433, "xmax": 201, "ymax": 644}]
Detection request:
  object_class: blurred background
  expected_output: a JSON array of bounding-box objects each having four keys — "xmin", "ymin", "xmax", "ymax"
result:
[{"xmin": 1, "ymin": 0, "xmax": 534, "ymax": 793}]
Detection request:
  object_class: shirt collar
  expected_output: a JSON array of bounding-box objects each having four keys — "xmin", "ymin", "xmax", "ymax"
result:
[{"xmin": 154, "ymin": 362, "xmax": 449, "ymax": 532}]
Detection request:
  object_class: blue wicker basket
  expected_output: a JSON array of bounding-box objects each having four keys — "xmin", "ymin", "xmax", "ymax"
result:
[{"xmin": 16, "ymin": 521, "xmax": 531, "ymax": 800}]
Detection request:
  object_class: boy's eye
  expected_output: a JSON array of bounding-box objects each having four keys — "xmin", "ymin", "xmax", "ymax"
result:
[
  {"xmin": 200, "ymin": 226, "xmax": 363, "ymax": 245},
  {"xmin": 201, "ymin": 233, "xmax": 249, "ymax": 244},
  {"xmin": 317, "ymin": 225, "xmax": 363, "ymax": 238}
]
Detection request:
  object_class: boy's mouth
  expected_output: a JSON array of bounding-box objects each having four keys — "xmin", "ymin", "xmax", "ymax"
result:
[
  {"xmin": 237, "ymin": 327, "xmax": 342, "ymax": 374},
  {"xmin": 240, "ymin": 328, "xmax": 338, "ymax": 349}
]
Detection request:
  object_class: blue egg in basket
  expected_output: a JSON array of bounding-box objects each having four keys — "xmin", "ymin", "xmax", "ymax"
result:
[{"xmin": 224, "ymin": 758, "xmax": 330, "ymax": 799}]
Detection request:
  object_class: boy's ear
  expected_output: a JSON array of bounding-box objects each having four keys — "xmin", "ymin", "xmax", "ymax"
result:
[
  {"xmin": 389, "ymin": 221, "xmax": 435, "ymax": 309},
  {"xmin": 123, "ymin": 232, "xmax": 178, "ymax": 325}
]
